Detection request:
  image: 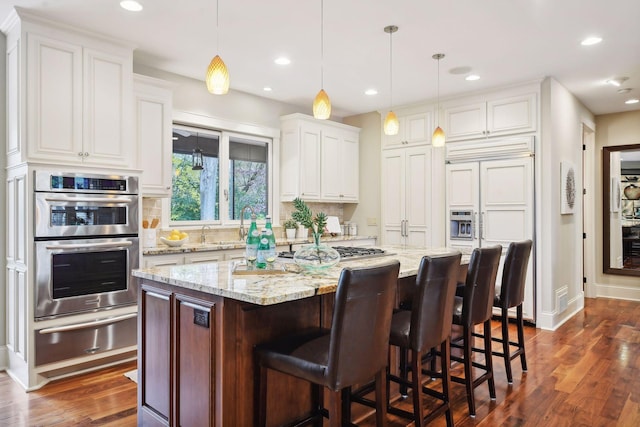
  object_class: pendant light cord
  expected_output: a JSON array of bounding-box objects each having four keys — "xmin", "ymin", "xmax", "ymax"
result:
[
  {"xmin": 216, "ymin": 0, "xmax": 220, "ymax": 53},
  {"xmin": 389, "ymin": 29, "xmax": 393, "ymax": 110},
  {"xmin": 436, "ymin": 56, "xmax": 440, "ymax": 126},
  {"xmin": 320, "ymin": 0, "xmax": 324, "ymax": 89}
]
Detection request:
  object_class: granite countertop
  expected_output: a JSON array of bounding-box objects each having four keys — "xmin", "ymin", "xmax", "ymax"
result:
[
  {"xmin": 142, "ymin": 235, "xmax": 378, "ymax": 256},
  {"xmin": 132, "ymin": 246, "xmax": 471, "ymax": 306}
]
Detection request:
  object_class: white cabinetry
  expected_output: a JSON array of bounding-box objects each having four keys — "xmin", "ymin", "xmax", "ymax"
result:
[
  {"xmin": 381, "ymin": 146, "xmax": 433, "ymax": 247},
  {"xmin": 443, "ymin": 92, "xmax": 536, "ymax": 142},
  {"xmin": 381, "ymin": 110, "xmax": 432, "ymax": 149},
  {"xmin": 134, "ymin": 75, "xmax": 173, "ymax": 197},
  {"xmin": 5, "ymin": 10, "xmax": 134, "ymax": 168},
  {"xmin": 280, "ymin": 114, "xmax": 360, "ymax": 202}
]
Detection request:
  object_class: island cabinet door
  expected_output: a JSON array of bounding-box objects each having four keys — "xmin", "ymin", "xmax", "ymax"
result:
[
  {"xmin": 174, "ymin": 294, "xmax": 217, "ymax": 427},
  {"xmin": 139, "ymin": 284, "xmax": 173, "ymax": 426}
]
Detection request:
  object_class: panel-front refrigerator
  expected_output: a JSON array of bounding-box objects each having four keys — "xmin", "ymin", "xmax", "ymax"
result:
[{"xmin": 446, "ymin": 156, "xmax": 535, "ymax": 322}]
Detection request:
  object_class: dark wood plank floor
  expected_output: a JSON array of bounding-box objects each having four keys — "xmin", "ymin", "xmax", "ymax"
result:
[{"xmin": 1, "ymin": 297, "xmax": 640, "ymax": 426}]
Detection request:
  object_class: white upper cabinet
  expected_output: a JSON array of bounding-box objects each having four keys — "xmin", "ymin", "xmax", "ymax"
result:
[
  {"xmin": 381, "ymin": 110, "xmax": 433, "ymax": 149},
  {"xmin": 5, "ymin": 10, "xmax": 134, "ymax": 168},
  {"xmin": 443, "ymin": 92, "xmax": 537, "ymax": 142},
  {"xmin": 134, "ymin": 75, "xmax": 173, "ymax": 197},
  {"xmin": 280, "ymin": 114, "xmax": 360, "ymax": 203}
]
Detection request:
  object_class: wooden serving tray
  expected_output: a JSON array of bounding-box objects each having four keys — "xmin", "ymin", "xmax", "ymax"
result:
[{"xmin": 231, "ymin": 261, "xmax": 292, "ymax": 275}]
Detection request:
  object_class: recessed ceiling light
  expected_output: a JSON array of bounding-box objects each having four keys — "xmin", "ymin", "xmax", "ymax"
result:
[
  {"xmin": 607, "ymin": 77, "xmax": 629, "ymax": 87},
  {"xmin": 365, "ymin": 89, "xmax": 378, "ymax": 96},
  {"xmin": 263, "ymin": 87, "xmax": 272, "ymax": 92},
  {"xmin": 465, "ymin": 74, "xmax": 480, "ymax": 81},
  {"xmin": 120, "ymin": 1, "xmax": 143, "ymax": 12},
  {"xmin": 581, "ymin": 36, "xmax": 602, "ymax": 46},
  {"xmin": 625, "ymin": 99, "xmax": 639, "ymax": 105},
  {"xmin": 274, "ymin": 57, "xmax": 291, "ymax": 65}
]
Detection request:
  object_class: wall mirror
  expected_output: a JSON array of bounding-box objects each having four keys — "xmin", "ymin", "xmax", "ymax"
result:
[{"xmin": 603, "ymin": 144, "xmax": 640, "ymax": 276}]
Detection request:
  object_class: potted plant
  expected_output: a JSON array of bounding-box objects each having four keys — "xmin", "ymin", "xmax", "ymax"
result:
[
  {"xmin": 291, "ymin": 198, "xmax": 340, "ymax": 270},
  {"xmin": 283, "ymin": 219, "xmax": 298, "ymax": 240}
]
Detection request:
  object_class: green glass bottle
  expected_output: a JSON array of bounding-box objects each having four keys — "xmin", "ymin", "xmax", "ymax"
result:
[
  {"xmin": 265, "ymin": 215, "xmax": 276, "ymax": 250},
  {"xmin": 245, "ymin": 214, "xmax": 259, "ymax": 269},
  {"xmin": 256, "ymin": 229, "xmax": 269, "ymax": 269}
]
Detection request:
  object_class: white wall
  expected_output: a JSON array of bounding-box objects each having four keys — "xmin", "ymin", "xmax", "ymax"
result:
[
  {"xmin": 342, "ymin": 112, "xmax": 381, "ymax": 238},
  {"xmin": 0, "ymin": 31, "xmax": 7, "ymax": 366},
  {"xmin": 594, "ymin": 110, "xmax": 640, "ymax": 298},
  {"xmin": 134, "ymin": 64, "xmax": 313, "ymax": 130},
  {"xmin": 536, "ymin": 78, "xmax": 594, "ymax": 330}
]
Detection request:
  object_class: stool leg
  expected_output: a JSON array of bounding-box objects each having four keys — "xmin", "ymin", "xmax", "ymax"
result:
[
  {"xmin": 501, "ymin": 307, "xmax": 514, "ymax": 383},
  {"xmin": 328, "ymin": 389, "xmax": 342, "ymax": 427},
  {"xmin": 257, "ymin": 364, "xmax": 268, "ymax": 427},
  {"xmin": 411, "ymin": 349, "xmax": 425, "ymax": 427},
  {"xmin": 398, "ymin": 347, "xmax": 409, "ymax": 398},
  {"xmin": 462, "ymin": 325, "xmax": 476, "ymax": 416},
  {"xmin": 375, "ymin": 368, "xmax": 388, "ymax": 427},
  {"xmin": 440, "ymin": 340, "xmax": 454, "ymax": 427},
  {"xmin": 483, "ymin": 320, "xmax": 496, "ymax": 400},
  {"xmin": 517, "ymin": 305, "xmax": 528, "ymax": 372}
]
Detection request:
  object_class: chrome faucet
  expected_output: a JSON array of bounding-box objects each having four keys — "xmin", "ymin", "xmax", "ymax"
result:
[
  {"xmin": 239, "ymin": 205, "xmax": 255, "ymax": 241},
  {"xmin": 201, "ymin": 225, "xmax": 212, "ymax": 244}
]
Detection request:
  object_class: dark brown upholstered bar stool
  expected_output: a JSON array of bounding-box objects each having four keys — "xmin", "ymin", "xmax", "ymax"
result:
[
  {"xmin": 450, "ymin": 245, "xmax": 501, "ymax": 417},
  {"xmin": 385, "ymin": 252, "xmax": 461, "ymax": 427},
  {"xmin": 255, "ymin": 261, "xmax": 400, "ymax": 427},
  {"xmin": 491, "ymin": 239, "xmax": 533, "ymax": 384}
]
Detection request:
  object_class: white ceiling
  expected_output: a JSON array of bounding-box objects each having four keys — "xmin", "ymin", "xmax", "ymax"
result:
[{"xmin": 2, "ymin": 0, "xmax": 640, "ymax": 118}]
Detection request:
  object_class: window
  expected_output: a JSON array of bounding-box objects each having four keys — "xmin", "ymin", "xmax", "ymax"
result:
[{"xmin": 170, "ymin": 125, "xmax": 271, "ymax": 225}]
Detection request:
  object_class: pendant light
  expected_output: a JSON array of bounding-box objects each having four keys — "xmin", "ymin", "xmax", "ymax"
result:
[
  {"xmin": 383, "ymin": 25, "xmax": 399, "ymax": 136},
  {"xmin": 192, "ymin": 135, "xmax": 204, "ymax": 170},
  {"xmin": 312, "ymin": 0, "xmax": 331, "ymax": 119},
  {"xmin": 205, "ymin": 0, "xmax": 230, "ymax": 94},
  {"xmin": 432, "ymin": 53, "xmax": 445, "ymax": 147}
]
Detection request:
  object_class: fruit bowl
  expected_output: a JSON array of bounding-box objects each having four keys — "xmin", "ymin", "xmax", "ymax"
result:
[{"xmin": 160, "ymin": 236, "xmax": 189, "ymax": 247}]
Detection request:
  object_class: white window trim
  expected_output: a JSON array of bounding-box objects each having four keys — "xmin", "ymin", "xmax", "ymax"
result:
[{"xmin": 162, "ymin": 111, "xmax": 280, "ymax": 228}]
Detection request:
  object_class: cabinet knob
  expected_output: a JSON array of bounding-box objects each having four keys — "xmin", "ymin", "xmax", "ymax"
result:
[
  {"xmin": 78, "ymin": 152, "xmax": 84, "ymax": 157},
  {"xmin": 84, "ymin": 152, "xmax": 89, "ymax": 157}
]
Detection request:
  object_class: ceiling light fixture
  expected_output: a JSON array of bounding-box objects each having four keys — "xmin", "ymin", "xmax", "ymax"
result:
[
  {"xmin": 465, "ymin": 74, "xmax": 480, "ymax": 81},
  {"xmin": 205, "ymin": 0, "xmax": 230, "ymax": 95},
  {"xmin": 607, "ymin": 77, "xmax": 628, "ymax": 87},
  {"xmin": 274, "ymin": 57, "xmax": 291, "ymax": 65},
  {"xmin": 383, "ymin": 25, "xmax": 399, "ymax": 136},
  {"xmin": 432, "ymin": 53, "xmax": 446, "ymax": 147},
  {"xmin": 626, "ymin": 99, "xmax": 640, "ymax": 105},
  {"xmin": 312, "ymin": 0, "xmax": 331, "ymax": 119},
  {"xmin": 120, "ymin": 1, "xmax": 143, "ymax": 12},
  {"xmin": 365, "ymin": 89, "xmax": 378, "ymax": 96},
  {"xmin": 581, "ymin": 36, "xmax": 602, "ymax": 46},
  {"xmin": 618, "ymin": 88, "xmax": 632, "ymax": 94}
]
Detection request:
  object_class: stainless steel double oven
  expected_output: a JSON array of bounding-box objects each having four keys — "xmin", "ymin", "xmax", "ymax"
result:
[{"xmin": 34, "ymin": 171, "xmax": 139, "ymax": 365}]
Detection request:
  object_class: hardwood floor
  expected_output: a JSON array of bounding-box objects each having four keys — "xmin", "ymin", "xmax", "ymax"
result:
[{"xmin": 1, "ymin": 298, "xmax": 640, "ymax": 426}]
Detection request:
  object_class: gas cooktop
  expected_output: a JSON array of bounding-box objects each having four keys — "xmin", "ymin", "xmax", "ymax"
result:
[{"xmin": 278, "ymin": 246, "xmax": 390, "ymax": 262}]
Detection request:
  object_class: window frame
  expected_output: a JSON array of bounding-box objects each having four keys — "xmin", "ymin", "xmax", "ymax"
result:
[{"xmin": 162, "ymin": 113, "xmax": 280, "ymax": 229}]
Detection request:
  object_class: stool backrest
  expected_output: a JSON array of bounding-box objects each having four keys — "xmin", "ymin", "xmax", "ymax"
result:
[
  {"xmin": 499, "ymin": 240, "xmax": 533, "ymax": 309},
  {"xmin": 327, "ymin": 261, "xmax": 400, "ymax": 390},
  {"xmin": 411, "ymin": 252, "xmax": 462, "ymax": 353},
  {"xmin": 463, "ymin": 245, "xmax": 502, "ymax": 326}
]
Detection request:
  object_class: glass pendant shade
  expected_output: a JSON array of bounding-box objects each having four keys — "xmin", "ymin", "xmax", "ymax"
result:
[
  {"xmin": 313, "ymin": 89, "xmax": 331, "ymax": 120},
  {"xmin": 383, "ymin": 111, "xmax": 399, "ymax": 135},
  {"xmin": 206, "ymin": 55, "xmax": 230, "ymax": 95},
  {"xmin": 432, "ymin": 126, "xmax": 446, "ymax": 147},
  {"xmin": 192, "ymin": 147, "xmax": 204, "ymax": 170}
]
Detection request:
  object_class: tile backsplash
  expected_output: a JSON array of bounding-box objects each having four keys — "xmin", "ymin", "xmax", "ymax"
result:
[{"xmin": 279, "ymin": 202, "xmax": 344, "ymax": 223}]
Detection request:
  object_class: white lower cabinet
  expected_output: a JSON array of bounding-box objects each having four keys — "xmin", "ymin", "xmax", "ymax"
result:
[{"xmin": 381, "ymin": 146, "xmax": 433, "ymax": 247}]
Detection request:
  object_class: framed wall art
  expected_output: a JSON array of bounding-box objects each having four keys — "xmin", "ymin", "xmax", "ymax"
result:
[{"xmin": 561, "ymin": 161, "xmax": 576, "ymax": 215}]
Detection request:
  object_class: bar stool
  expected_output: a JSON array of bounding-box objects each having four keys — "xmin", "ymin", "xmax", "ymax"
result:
[
  {"xmin": 385, "ymin": 252, "xmax": 461, "ymax": 427},
  {"xmin": 255, "ymin": 261, "xmax": 400, "ymax": 427},
  {"xmin": 450, "ymin": 245, "xmax": 501, "ymax": 417},
  {"xmin": 491, "ymin": 240, "xmax": 533, "ymax": 383}
]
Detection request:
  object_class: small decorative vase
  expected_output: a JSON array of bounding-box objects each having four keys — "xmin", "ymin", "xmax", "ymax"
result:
[
  {"xmin": 624, "ymin": 184, "xmax": 640, "ymax": 200},
  {"xmin": 285, "ymin": 228, "xmax": 297, "ymax": 240},
  {"xmin": 293, "ymin": 233, "xmax": 340, "ymax": 271}
]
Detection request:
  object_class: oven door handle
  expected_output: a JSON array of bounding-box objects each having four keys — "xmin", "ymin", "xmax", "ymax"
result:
[
  {"xmin": 44, "ymin": 196, "xmax": 134, "ymax": 204},
  {"xmin": 38, "ymin": 313, "xmax": 137, "ymax": 334},
  {"xmin": 45, "ymin": 241, "xmax": 134, "ymax": 250}
]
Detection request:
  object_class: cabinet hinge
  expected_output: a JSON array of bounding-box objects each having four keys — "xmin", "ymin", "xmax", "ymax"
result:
[
  {"xmin": 583, "ymin": 188, "xmax": 587, "ymax": 195},
  {"xmin": 583, "ymin": 276, "xmax": 587, "ymax": 284},
  {"xmin": 583, "ymin": 144, "xmax": 586, "ymax": 151},
  {"xmin": 583, "ymin": 233, "xmax": 587, "ymax": 239}
]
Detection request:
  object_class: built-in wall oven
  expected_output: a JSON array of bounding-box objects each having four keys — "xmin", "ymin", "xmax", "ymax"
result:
[{"xmin": 34, "ymin": 171, "xmax": 139, "ymax": 319}]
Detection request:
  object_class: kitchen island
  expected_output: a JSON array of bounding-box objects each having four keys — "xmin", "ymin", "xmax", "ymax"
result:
[{"xmin": 132, "ymin": 246, "xmax": 468, "ymax": 427}]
